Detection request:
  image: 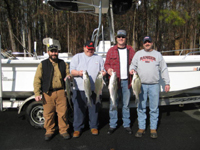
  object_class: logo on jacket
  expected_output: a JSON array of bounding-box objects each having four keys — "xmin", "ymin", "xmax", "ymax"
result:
[{"xmin": 140, "ymin": 56, "xmax": 156, "ymax": 63}]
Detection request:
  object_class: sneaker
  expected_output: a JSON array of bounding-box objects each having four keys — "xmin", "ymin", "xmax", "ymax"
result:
[
  {"xmin": 124, "ymin": 127, "xmax": 133, "ymax": 134},
  {"xmin": 44, "ymin": 134, "xmax": 53, "ymax": 141},
  {"xmin": 91, "ymin": 128, "xmax": 98, "ymax": 135},
  {"xmin": 73, "ymin": 131, "xmax": 80, "ymax": 138},
  {"xmin": 150, "ymin": 129, "xmax": 157, "ymax": 139},
  {"xmin": 107, "ymin": 127, "xmax": 115, "ymax": 135},
  {"xmin": 60, "ymin": 132, "xmax": 70, "ymax": 140},
  {"xmin": 135, "ymin": 129, "xmax": 145, "ymax": 138}
]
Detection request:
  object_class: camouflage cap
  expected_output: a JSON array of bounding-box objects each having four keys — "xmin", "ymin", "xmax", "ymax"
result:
[{"xmin": 48, "ymin": 45, "xmax": 59, "ymax": 51}]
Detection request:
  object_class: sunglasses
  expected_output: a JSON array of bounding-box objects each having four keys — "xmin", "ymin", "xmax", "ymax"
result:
[
  {"xmin": 144, "ymin": 41, "xmax": 151, "ymax": 44},
  {"xmin": 49, "ymin": 45, "xmax": 58, "ymax": 48},
  {"xmin": 117, "ymin": 36, "xmax": 126, "ymax": 38}
]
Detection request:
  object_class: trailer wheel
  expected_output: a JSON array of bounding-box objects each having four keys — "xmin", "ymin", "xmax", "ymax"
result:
[{"xmin": 26, "ymin": 101, "xmax": 44, "ymax": 129}]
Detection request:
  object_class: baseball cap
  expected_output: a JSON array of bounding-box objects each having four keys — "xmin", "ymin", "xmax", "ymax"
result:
[
  {"xmin": 48, "ymin": 45, "xmax": 58, "ymax": 51},
  {"xmin": 117, "ymin": 30, "xmax": 127, "ymax": 37},
  {"xmin": 85, "ymin": 40, "xmax": 95, "ymax": 50},
  {"xmin": 143, "ymin": 36, "xmax": 152, "ymax": 43}
]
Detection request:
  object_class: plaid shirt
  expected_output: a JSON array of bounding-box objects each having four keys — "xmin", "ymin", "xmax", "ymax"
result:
[{"xmin": 104, "ymin": 45, "xmax": 135, "ymax": 88}]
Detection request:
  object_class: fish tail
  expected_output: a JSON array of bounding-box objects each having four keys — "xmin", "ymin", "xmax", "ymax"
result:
[
  {"xmin": 96, "ymin": 95, "xmax": 101, "ymax": 104},
  {"xmin": 87, "ymin": 98, "xmax": 92, "ymax": 107}
]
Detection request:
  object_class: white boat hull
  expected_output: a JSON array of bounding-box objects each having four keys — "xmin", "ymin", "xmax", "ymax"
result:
[
  {"xmin": 160, "ymin": 55, "xmax": 200, "ymax": 97},
  {"xmin": 1, "ymin": 55, "xmax": 200, "ymax": 100}
]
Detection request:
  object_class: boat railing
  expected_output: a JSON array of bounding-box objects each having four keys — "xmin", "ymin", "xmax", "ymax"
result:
[
  {"xmin": 161, "ymin": 48, "xmax": 200, "ymax": 55},
  {"xmin": 1, "ymin": 51, "xmax": 17, "ymax": 59}
]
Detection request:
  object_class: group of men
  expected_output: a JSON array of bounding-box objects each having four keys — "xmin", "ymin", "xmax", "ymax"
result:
[{"xmin": 33, "ymin": 30, "xmax": 170, "ymax": 141}]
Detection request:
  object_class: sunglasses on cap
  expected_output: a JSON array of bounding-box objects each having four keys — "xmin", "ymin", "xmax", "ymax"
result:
[
  {"xmin": 117, "ymin": 36, "xmax": 126, "ymax": 38},
  {"xmin": 49, "ymin": 45, "xmax": 58, "ymax": 48}
]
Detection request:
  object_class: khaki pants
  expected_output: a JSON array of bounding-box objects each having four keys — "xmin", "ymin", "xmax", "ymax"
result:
[{"xmin": 43, "ymin": 89, "xmax": 69, "ymax": 135}]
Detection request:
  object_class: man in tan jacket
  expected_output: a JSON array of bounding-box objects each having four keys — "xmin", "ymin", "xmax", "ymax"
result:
[{"xmin": 34, "ymin": 45, "xmax": 70, "ymax": 141}]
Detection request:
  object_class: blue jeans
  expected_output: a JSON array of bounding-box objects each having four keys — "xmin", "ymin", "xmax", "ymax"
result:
[
  {"xmin": 109, "ymin": 79, "xmax": 131, "ymax": 128},
  {"xmin": 72, "ymin": 90, "xmax": 99, "ymax": 131},
  {"xmin": 137, "ymin": 84, "xmax": 159, "ymax": 130}
]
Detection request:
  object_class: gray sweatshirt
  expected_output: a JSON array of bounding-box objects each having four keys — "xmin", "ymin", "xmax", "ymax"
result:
[{"xmin": 129, "ymin": 49, "xmax": 170, "ymax": 85}]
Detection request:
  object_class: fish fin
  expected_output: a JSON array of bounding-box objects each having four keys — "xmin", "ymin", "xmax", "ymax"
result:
[{"xmin": 100, "ymin": 91, "xmax": 102, "ymax": 95}]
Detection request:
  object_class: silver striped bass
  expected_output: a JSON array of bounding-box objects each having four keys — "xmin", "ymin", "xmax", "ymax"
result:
[
  {"xmin": 108, "ymin": 71, "xmax": 118, "ymax": 109},
  {"xmin": 83, "ymin": 71, "xmax": 92, "ymax": 106},
  {"xmin": 94, "ymin": 71, "xmax": 104, "ymax": 104},
  {"xmin": 131, "ymin": 72, "xmax": 141, "ymax": 103}
]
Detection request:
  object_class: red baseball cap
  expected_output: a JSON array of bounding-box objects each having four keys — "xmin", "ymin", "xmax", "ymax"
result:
[{"xmin": 85, "ymin": 40, "xmax": 95, "ymax": 50}]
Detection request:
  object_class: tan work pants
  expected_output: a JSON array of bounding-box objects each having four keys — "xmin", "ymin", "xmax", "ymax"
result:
[{"xmin": 43, "ymin": 89, "xmax": 69, "ymax": 135}]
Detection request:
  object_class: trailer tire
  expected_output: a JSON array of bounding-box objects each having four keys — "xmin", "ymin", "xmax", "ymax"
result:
[{"xmin": 26, "ymin": 101, "xmax": 44, "ymax": 129}]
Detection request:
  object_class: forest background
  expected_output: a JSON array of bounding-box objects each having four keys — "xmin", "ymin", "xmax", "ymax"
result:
[{"xmin": 1, "ymin": 0, "xmax": 200, "ymax": 56}]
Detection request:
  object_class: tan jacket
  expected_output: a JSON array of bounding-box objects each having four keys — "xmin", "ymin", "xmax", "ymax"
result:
[{"xmin": 33, "ymin": 60, "xmax": 70, "ymax": 96}]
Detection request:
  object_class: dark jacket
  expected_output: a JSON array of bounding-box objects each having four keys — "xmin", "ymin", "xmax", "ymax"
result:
[{"xmin": 41, "ymin": 59, "xmax": 66, "ymax": 93}]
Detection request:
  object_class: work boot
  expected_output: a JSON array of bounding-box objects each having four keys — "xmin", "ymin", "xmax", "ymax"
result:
[
  {"xmin": 135, "ymin": 129, "xmax": 145, "ymax": 138},
  {"xmin": 60, "ymin": 132, "xmax": 70, "ymax": 140},
  {"xmin": 91, "ymin": 128, "xmax": 98, "ymax": 135},
  {"xmin": 73, "ymin": 131, "xmax": 80, "ymax": 138},
  {"xmin": 44, "ymin": 134, "xmax": 53, "ymax": 141},
  {"xmin": 124, "ymin": 127, "xmax": 133, "ymax": 134},
  {"xmin": 150, "ymin": 129, "xmax": 158, "ymax": 139},
  {"xmin": 107, "ymin": 127, "xmax": 115, "ymax": 135}
]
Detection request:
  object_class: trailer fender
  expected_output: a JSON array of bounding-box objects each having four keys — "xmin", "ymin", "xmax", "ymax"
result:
[{"xmin": 18, "ymin": 95, "xmax": 37, "ymax": 114}]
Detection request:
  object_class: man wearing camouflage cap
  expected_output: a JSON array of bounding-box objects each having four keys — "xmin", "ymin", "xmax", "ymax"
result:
[{"xmin": 34, "ymin": 45, "xmax": 71, "ymax": 141}]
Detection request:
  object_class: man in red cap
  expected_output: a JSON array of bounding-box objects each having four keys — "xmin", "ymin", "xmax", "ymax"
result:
[{"xmin": 70, "ymin": 40, "xmax": 106, "ymax": 138}]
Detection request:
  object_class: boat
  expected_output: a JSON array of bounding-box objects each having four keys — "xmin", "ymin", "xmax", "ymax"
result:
[
  {"xmin": 1, "ymin": 0, "xmax": 200, "ymax": 128},
  {"xmin": 1, "ymin": 48, "xmax": 200, "ymax": 105}
]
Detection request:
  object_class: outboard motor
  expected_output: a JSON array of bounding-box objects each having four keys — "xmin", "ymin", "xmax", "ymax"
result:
[{"xmin": 112, "ymin": 0, "xmax": 132, "ymax": 15}]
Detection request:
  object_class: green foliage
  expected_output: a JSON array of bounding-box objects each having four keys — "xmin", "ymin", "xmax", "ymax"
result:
[{"xmin": 159, "ymin": 9, "xmax": 190, "ymax": 26}]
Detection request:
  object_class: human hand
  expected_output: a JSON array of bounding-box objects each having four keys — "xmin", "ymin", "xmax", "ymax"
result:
[
  {"xmin": 129, "ymin": 69, "xmax": 136, "ymax": 75},
  {"xmin": 107, "ymin": 68, "xmax": 113, "ymax": 76},
  {"xmin": 64, "ymin": 75, "xmax": 71, "ymax": 81},
  {"xmin": 165, "ymin": 85, "xmax": 170, "ymax": 92},
  {"xmin": 101, "ymin": 70, "xmax": 106, "ymax": 76},
  {"xmin": 78, "ymin": 70, "xmax": 83, "ymax": 76},
  {"xmin": 35, "ymin": 96, "xmax": 42, "ymax": 101}
]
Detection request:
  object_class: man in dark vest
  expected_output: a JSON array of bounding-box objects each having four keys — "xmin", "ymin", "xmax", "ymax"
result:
[{"xmin": 34, "ymin": 45, "xmax": 71, "ymax": 141}]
